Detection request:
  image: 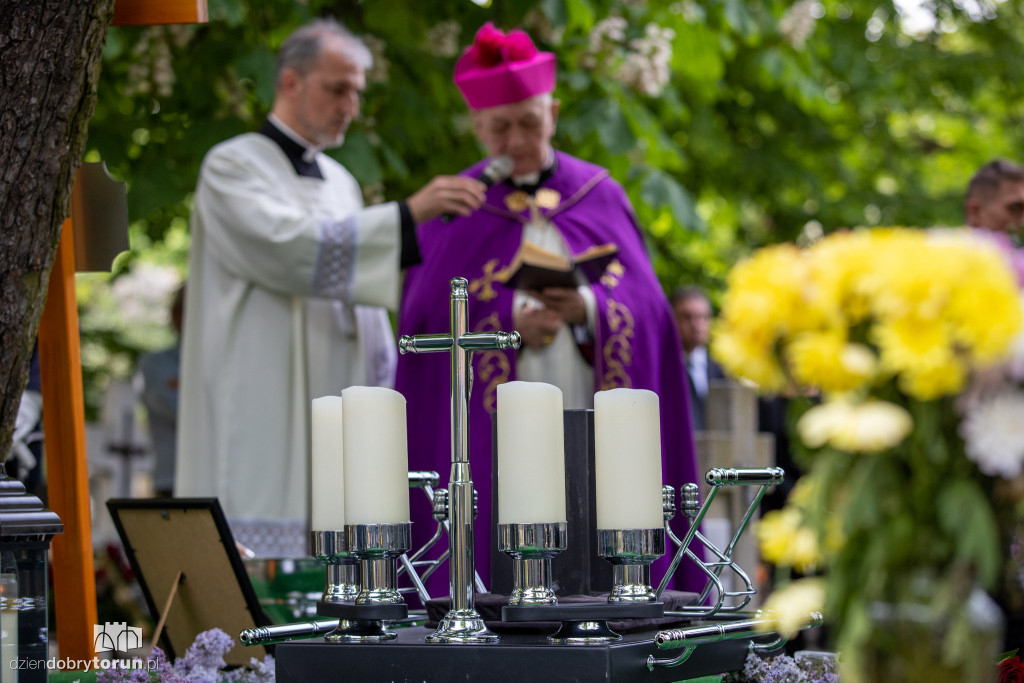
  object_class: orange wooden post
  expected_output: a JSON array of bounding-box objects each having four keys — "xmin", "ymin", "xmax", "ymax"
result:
[
  {"xmin": 113, "ymin": 0, "xmax": 207, "ymax": 26},
  {"xmin": 38, "ymin": 217, "xmax": 99, "ymax": 663}
]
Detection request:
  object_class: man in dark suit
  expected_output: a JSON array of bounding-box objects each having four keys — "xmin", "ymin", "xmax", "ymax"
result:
[{"xmin": 671, "ymin": 286, "xmax": 726, "ymax": 431}]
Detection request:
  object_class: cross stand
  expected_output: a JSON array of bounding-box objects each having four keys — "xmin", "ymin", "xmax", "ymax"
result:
[{"xmin": 399, "ymin": 277, "xmax": 521, "ymax": 643}]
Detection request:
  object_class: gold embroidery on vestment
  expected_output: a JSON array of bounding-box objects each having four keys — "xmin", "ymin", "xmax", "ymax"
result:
[
  {"xmin": 469, "ymin": 259, "xmax": 510, "ymax": 302},
  {"xmin": 474, "ymin": 314, "xmax": 511, "ymax": 412},
  {"xmin": 535, "ymin": 188, "xmax": 561, "ymax": 209},
  {"xmin": 600, "ymin": 259, "xmax": 625, "ymax": 289},
  {"xmin": 504, "ymin": 191, "xmax": 530, "ymax": 212},
  {"xmin": 601, "ymin": 299, "xmax": 635, "ymax": 389}
]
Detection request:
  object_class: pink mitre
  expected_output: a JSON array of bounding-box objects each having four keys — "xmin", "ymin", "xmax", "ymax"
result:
[{"xmin": 453, "ymin": 22, "xmax": 556, "ymax": 110}]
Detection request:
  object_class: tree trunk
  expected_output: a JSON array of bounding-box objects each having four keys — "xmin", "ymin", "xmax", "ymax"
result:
[{"xmin": 0, "ymin": 1, "xmax": 114, "ymax": 461}]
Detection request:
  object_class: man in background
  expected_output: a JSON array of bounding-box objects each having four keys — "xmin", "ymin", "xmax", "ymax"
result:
[
  {"xmin": 965, "ymin": 159, "xmax": 1024, "ymax": 234},
  {"xmin": 672, "ymin": 286, "xmax": 725, "ymax": 431}
]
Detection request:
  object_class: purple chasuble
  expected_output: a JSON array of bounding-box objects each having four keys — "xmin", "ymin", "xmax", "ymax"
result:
[{"xmin": 396, "ymin": 151, "xmax": 702, "ymax": 600}]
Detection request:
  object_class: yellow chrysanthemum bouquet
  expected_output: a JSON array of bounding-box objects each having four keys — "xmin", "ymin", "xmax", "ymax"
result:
[{"xmin": 712, "ymin": 228, "xmax": 1024, "ymax": 681}]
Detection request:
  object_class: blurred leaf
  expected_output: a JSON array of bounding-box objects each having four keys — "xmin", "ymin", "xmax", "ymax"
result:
[
  {"xmin": 331, "ymin": 131, "xmax": 382, "ymax": 186},
  {"xmin": 236, "ymin": 48, "xmax": 277, "ymax": 108},
  {"xmin": 641, "ymin": 169, "xmax": 701, "ymax": 231}
]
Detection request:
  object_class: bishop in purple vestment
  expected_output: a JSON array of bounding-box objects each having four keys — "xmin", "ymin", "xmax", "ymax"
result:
[{"xmin": 396, "ymin": 23, "xmax": 702, "ymax": 601}]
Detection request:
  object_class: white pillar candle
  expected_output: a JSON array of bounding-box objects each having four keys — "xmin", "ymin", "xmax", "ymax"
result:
[
  {"xmin": 497, "ymin": 381, "xmax": 566, "ymax": 524},
  {"xmin": 341, "ymin": 386, "xmax": 410, "ymax": 524},
  {"xmin": 311, "ymin": 396, "xmax": 346, "ymax": 530},
  {"xmin": 594, "ymin": 388, "xmax": 664, "ymax": 529}
]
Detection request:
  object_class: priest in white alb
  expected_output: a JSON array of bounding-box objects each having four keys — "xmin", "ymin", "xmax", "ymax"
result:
[{"xmin": 175, "ymin": 18, "xmax": 485, "ymax": 556}]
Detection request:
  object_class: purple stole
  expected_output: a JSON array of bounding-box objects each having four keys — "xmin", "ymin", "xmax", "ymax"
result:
[{"xmin": 397, "ymin": 151, "xmax": 702, "ymax": 599}]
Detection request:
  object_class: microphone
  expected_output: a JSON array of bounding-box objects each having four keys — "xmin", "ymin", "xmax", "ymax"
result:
[{"xmin": 441, "ymin": 155, "xmax": 514, "ymax": 223}]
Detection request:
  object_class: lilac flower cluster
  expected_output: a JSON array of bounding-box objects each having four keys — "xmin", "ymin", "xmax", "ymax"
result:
[
  {"xmin": 722, "ymin": 651, "xmax": 839, "ymax": 683},
  {"xmin": 96, "ymin": 628, "xmax": 274, "ymax": 683}
]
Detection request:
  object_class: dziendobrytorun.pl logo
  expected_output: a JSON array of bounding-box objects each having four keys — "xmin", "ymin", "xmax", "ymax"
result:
[{"xmin": 5, "ymin": 622, "xmax": 156, "ymax": 673}]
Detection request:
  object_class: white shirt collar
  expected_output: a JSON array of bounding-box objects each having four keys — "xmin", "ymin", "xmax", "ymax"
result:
[
  {"xmin": 511, "ymin": 149, "xmax": 555, "ymax": 186},
  {"xmin": 687, "ymin": 346, "xmax": 708, "ymax": 367},
  {"xmin": 268, "ymin": 113, "xmax": 326, "ymax": 163}
]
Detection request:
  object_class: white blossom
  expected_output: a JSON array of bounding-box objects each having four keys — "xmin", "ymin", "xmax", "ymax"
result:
[
  {"xmin": 124, "ymin": 27, "xmax": 177, "ymax": 99},
  {"xmin": 110, "ymin": 262, "xmax": 181, "ymax": 329},
  {"xmin": 523, "ymin": 7, "xmax": 564, "ymax": 46},
  {"xmin": 616, "ymin": 24, "xmax": 674, "ymax": 96},
  {"xmin": 670, "ymin": 1, "xmax": 706, "ymax": 23},
  {"xmin": 585, "ymin": 18, "xmax": 674, "ymax": 97},
  {"xmin": 362, "ymin": 35, "xmax": 389, "ymax": 84},
  {"xmin": 779, "ymin": 0, "xmax": 820, "ymax": 50},
  {"xmin": 587, "ymin": 16, "xmax": 628, "ymax": 55},
  {"xmin": 960, "ymin": 389, "xmax": 1024, "ymax": 478},
  {"xmin": 797, "ymin": 399, "xmax": 912, "ymax": 453},
  {"xmin": 424, "ymin": 20, "xmax": 460, "ymax": 58}
]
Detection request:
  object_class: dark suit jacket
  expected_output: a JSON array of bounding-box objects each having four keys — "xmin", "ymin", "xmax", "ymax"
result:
[{"xmin": 687, "ymin": 351, "xmax": 726, "ymax": 431}]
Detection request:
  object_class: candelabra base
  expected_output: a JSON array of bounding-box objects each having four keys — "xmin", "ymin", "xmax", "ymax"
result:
[
  {"xmin": 426, "ymin": 609, "xmax": 500, "ymax": 643},
  {"xmin": 323, "ymin": 619, "xmax": 396, "ymax": 642},
  {"xmin": 315, "ymin": 600, "xmax": 409, "ymax": 643},
  {"xmin": 501, "ymin": 600, "xmax": 665, "ymax": 645},
  {"xmin": 548, "ymin": 619, "xmax": 622, "ymax": 644}
]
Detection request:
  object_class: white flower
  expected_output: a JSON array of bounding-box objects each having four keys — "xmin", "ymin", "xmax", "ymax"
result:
[
  {"xmin": 798, "ymin": 399, "xmax": 913, "ymax": 453},
  {"xmin": 110, "ymin": 262, "xmax": 181, "ymax": 328},
  {"xmin": 759, "ymin": 578, "xmax": 826, "ymax": 638},
  {"xmin": 779, "ymin": 0, "xmax": 820, "ymax": 50},
  {"xmin": 424, "ymin": 20, "xmax": 460, "ymax": 58},
  {"xmin": 960, "ymin": 390, "xmax": 1024, "ymax": 478},
  {"xmin": 362, "ymin": 35, "xmax": 389, "ymax": 84},
  {"xmin": 797, "ymin": 401, "xmax": 852, "ymax": 449},
  {"xmin": 588, "ymin": 16, "xmax": 628, "ymax": 54},
  {"xmin": 523, "ymin": 7, "xmax": 564, "ymax": 46}
]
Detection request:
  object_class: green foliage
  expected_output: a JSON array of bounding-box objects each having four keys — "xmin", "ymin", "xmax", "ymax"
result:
[
  {"xmin": 85, "ymin": 0, "xmax": 1024, "ymax": 290},
  {"xmin": 78, "ymin": 0, "xmax": 1024, "ymax": 403}
]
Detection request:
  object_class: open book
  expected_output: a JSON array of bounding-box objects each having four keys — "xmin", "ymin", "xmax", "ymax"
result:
[{"xmin": 502, "ymin": 241, "xmax": 619, "ymax": 291}]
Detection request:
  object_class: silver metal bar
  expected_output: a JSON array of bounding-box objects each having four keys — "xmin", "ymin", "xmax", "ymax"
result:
[
  {"xmin": 654, "ymin": 485, "xmax": 720, "ymax": 600},
  {"xmin": 398, "ymin": 334, "xmax": 453, "ymax": 354},
  {"xmin": 408, "ymin": 471, "xmax": 440, "ymax": 488},
  {"xmin": 398, "ymin": 552, "xmax": 430, "ymax": 605},
  {"xmin": 654, "ymin": 617, "xmax": 777, "ymax": 650},
  {"xmin": 705, "ymin": 467, "xmax": 784, "ymax": 487},
  {"xmin": 239, "ymin": 619, "xmax": 340, "ymax": 647},
  {"xmin": 646, "ymin": 611, "xmax": 822, "ymax": 669},
  {"xmin": 457, "ymin": 331, "xmax": 520, "ymax": 350},
  {"xmin": 450, "ymin": 278, "xmax": 473, "ymax": 614},
  {"xmin": 657, "ymin": 468, "xmax": 785, "ymax": 611}
]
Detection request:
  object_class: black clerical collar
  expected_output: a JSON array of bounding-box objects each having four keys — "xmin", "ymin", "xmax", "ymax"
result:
[
  {"xmin": 258, "ymin": 120, "xmax": 324, "ymax": 180},
  {"xmin": 507, "ymin": 159, "xmax": 557, "ymax": 195}
]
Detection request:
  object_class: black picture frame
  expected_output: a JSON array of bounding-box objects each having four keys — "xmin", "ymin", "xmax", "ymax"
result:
[{"xmin": 105, "ymin": 497, "xmax": 272, "ymax": 664}]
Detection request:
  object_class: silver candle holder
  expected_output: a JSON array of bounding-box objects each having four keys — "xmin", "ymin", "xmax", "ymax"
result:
[
  {"xmin": 316, "ymin": 522, "xmax": 411, "ymax": 642},
  {"xmin": 349, "ymin": 522, "xmax": 411, "ymax": 606},
  {"xmin": 498, "ymin": 521, "xmax": 567, "ymax": 605},
  {"xmin": 597, "ymin": 528, "xmax": 665, "ymax": 603},
  {"xmin": 311, "ymin": 530, "xmax": 359, "ymax": 604}
]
